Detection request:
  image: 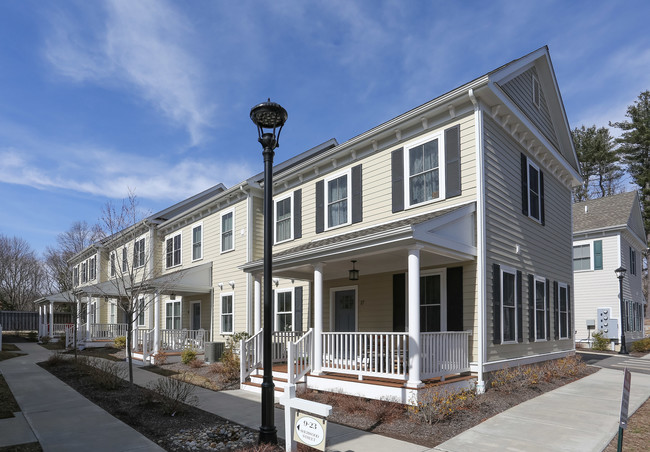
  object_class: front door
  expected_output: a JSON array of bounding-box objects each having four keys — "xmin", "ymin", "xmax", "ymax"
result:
[
  {"xmin": 334, "ymin": 288, "xmax": 356, "ymax": 332},
  {"xmin": 191, "ymin": 302, "xmax": 201, "ymax": 330}
]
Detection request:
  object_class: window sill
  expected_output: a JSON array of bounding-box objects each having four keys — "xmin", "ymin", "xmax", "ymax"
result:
[{"xmin": 220, "ymin": 248, "xmax": 235, "ymax": 255}]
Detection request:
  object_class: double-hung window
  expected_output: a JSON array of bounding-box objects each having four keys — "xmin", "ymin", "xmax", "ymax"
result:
[
  {"xmin": 89, "ymin": 256, "xmax": 96, "ymax": 280},
  {"xmin": 534, "ymin": 277, "xmax": 547, "ymax": 341},
  {"xmin": 501, "ymin": 266, "xmax": 517, "ymax": 343},
  {"xmin": 165, "ymin": 233, "xmax": 181, "ymax": 268},
  {"xmin": 275, "ymin": 195, "xmax": 292, "ymax": 243},
  {"xmin": 221, "ymin": 211, "xmax": 234, "ymax": 252},
  {"xmin": 221, "ymin": 293, "xmax": 233, "ymax": 334},
  {"xmin": 326, "ymin": 172, "xmax": 349, "ymax": 228},
  {"xmin": 137, "ymin": 297, "xmax": 145, "ymax": 326},
  {"xmin": 110, "ymin": 253, "xmax": 116, "ymax": 277},
  {"xmin": 572, "ymin": 244, "xmax": 591, "ymax": 271},
  {"xmin": 630, "ymin": 247, "xmax": 637, "ymax": 275},
  {"xmin": 420, "ymin": 273, "xmax": 443, "ymax": 332},
  {"xmin": 133, "ymin": 237, "xmax": 145, "ymax": 268},
  {"xmin": 73, "ymin": 266, "xmax": 79, "ymax": 287},
  {"xmin": 165, "ymin": 299, "xmax": 180, "ymax": 330},
  {"xmin": 109, "ymin": 301, "xmax": 117, "ymax": 324},
  {"xmin": 275, "ymin": 290, "xmax": 293, "ymax": 332},
  {"xmin": 192, "ymin": 224, "xmax": 202, "ymax": 261},
  {"xmin": 122, "ymin": 247, "xmax": 128, "ymax": 272},
  {"xmin": 81, "ymin": 262, "xmax": 87, "ymax": 283},
  {"xmin": 408, "ymin": 136, "xmax": 442, "ymax": 206},
  {"xmin": 528, "ymin": 161, "xmax": 541, "ymax": 221},
  {"xmin": 558, "ymin": 283, "xmax": 569, "ymax": 339}
]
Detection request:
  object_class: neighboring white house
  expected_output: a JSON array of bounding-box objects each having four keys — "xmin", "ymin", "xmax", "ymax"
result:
[{"xmin": 573, "ymin": 191, "xmax": 647, "ymax": 349}]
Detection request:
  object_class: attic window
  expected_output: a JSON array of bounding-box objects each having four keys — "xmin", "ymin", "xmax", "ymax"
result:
[{"xmin": 532, "ymin": 75, "xmax": 541, "ymax": 109}]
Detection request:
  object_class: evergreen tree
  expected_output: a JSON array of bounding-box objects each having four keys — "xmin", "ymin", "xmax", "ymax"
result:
[{"xmin": 571, "ymin": 125, "xmax": 622, "ymax": 201}]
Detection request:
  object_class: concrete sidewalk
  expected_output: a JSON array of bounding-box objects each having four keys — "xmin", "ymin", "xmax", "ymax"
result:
[{"xmin": 0, "ymin": 342, "xmax": 164, "ymax": 452}]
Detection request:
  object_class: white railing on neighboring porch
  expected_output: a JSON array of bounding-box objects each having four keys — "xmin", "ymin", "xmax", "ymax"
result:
[
  {"xmin": 241, "ymin": 329, "xmax": 263, "ymax": 383},
  {"xmin": 420, "ymin": 331, "xmax": 472, "ymax": 380},
  {"xmin": 288, "ymin": 329, "xmax": 313, "ymax": 384},
  {"xmin": 88, "ymin": 323, "xmax": 127, "ymax": 340},
  {"xmin": 65, "ymin": 324, "xmax": 75, "ymax": 348},
  {"xmin": 158, "ymin": 329, "xmax": 209, "ymax": 352},
  {"xmin": 272, "ymin": 331, "xmax": 304, "ymax": 362},
  {"xmin": 52, "ymin": 323, "xmax": 72, "ymax": 336},
  {"xmin": 321, "ymin": 332, "xmax": 409, "ymax": 380}
]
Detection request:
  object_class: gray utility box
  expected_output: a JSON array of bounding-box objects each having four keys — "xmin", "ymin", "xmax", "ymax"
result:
[
  {"xmin": 597, "ymin": 308, "xmax": 619, "ymax": 339},
  {"xmin": 204, "ymin": 342, "xmax": 225, "ymax": 363}
]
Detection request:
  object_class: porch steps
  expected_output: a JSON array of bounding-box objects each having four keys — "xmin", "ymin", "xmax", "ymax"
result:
[{"xmin": 241, "ymin": 367, "xmax": 302, "ymax": 395}]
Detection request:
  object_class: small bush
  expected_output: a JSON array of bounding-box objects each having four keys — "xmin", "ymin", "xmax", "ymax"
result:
[
  {"xmin": 181, "ymin": 348, "xmax": 197, "ymax": 365},
  {"xmin": 88, "ymin": 359, "xmax": 128, "ymax": 390},
  {"xmin": 151, "ymin": 351, "xmax": 167, "ymax": 366},
  {"xmin": 410, "ymin": 388, "xmax": 475, "ymax": 424},
  {"xmin": 591, "ymin": 331, "xmax": 610, "ymax": 351},
  {"xmin": 217, "ymin": 349, "xmax": 240, "ymax": 382},
  {"xmin": 40, "ymin": 336, "xmax": 51, "ymax": 344},
  {"xmin": 189, "ymin": 358, "xmax": 204, "ymax": 369},
  {"xmin": 631, "ymin": 337, "xmax": 650, "ymax": 353},
  {"xmin": 45, "ymin": 352, "xmax": 66, "ymax": 366},
  {"xmin": 27, "ymin": 331, "xmax": 38, "ymax": 342},
  {"xmin": 147, "ymin": 373, "xmax": 198, "ymax": 415},
  {"xmin": 114, "ymin": 336, "xmax": 127, "ymax": 349}
]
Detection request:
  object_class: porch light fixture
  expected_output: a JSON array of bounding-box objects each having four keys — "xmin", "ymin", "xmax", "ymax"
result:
[
  {"xmin": 615, "ymin": 266, "xmax": 628, "ymax": 355},
  {"xmin": 229, "ymin": 281, "xmax": 235, "ymax": 289},
  {"xmin": 348, "ymin": 260, "xmax": 359, "ymax": 281},
  {"xmin": 217, "ymin": 283, "xmax": 224, "ymax": 290},
  {"xmin": 251, "ymin": 99, "xmax": 287, "ymax": 446},
  {"xmin": 272, "ymin": 278, "xmax": 279, "ymax": 287}
]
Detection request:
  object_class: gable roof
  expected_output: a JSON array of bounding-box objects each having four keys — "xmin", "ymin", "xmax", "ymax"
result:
[{"xmin": 573, "ymin": 191, "xmax": 646, "ymax": 245}]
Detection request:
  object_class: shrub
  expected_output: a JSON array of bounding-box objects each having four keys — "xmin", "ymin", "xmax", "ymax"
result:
[
  {"xmin": 88, "ymin": 359, "xmax": 128, "ymax": 390},
  {"xmin": 591, "ymin": 331, "xmax": 610, "ymax": 351},
  {"xmin": 45, "ymin": 352, "xmax": 66, "ymax": 366},
  {"xmin": 40, "ymin": 335, "xmax": 51, "ymax": 344},
  {"xmin": 114, "ymin": 336, "xmax": 127, "ymax": 349},
  {"xmin": 189, "ymin": 358, "xmax": 204, "ymax": 369},
  {"xmin": 151, "ymin": 351, "xmax": 167, "ymax": 366},
  {"xmin": 27, "ymin": 331, "xmax": 38, "ymax": 342},
  {"xmin": 631, "ymin": 337, "xmax": 650, "ymax": 353},
  {"xmin": 410, "ymin": 388, "xmax": 475, "ymax": 424},
  {"xmin": 147, "ymin": 373, "xmax": 198, "ymax": 415},
  {"xmin": 181, "ymin": 348, "xmax": 197, "ymax": 365},
  {"xmin": 218, "ymin": 349, "xmax": 240, "ymax": 382}
]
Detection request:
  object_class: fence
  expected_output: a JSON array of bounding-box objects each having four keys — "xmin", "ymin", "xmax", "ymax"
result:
[{"xmin": 0, "ymin": 311, "xmax": 74, "ymax": 332}]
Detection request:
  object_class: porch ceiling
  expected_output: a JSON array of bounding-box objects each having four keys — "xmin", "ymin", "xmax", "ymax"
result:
[
  {"xmin": 242, "ymin": 203, "xmax": 477, "ymax": 281},
  {"xmin": 141, "ymin": 262, "xmax": 212, "ymax": 296},
  {"xmin": 34, "ymin": 290, "xmax": 75, "ymax": 304}
]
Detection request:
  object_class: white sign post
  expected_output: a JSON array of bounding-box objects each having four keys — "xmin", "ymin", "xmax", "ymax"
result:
[{"xmin": 279, "ymin": 385, "xmax": 332, "ymax": 452}]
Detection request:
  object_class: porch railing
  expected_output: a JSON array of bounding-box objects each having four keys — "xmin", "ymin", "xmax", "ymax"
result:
[
  {"xmin": 52, "ymin": 323, "xmax": 72, "ymax": 336},
  {"xmin": 321, "ymin": 332, "xmax": 409, "ymax": 380},
  {"xmin": 288, "ymin": 329, "xmax": 313, "ymax": 384},
  {"xmin": 159, "ymin": 329, "xmax": 209, "ymax": 352},
  {"xmin": 272, "ymin": 331, "xmax": 304, "ymax": 362},
  {"xmin": 88, "ymin": 323, "xmax": 127, "ymax": 340},
  {"xmin": 420, "ymin": 331, "xmax": 472, "ymax": 380},
  {"xmin": 241, "ymin": 329, "xmax": 263, "ymax": 383},
  {"xmin": 65, "ymin": 324, "xmax": 75, "ymax": 348}
]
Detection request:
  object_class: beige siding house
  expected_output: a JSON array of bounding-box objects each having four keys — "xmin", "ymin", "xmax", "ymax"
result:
[
  {"xmin": 573, "ymin": 191, "xmax": 647, "ymax": 350},
  {"xmin": 36, "ymin": 46, "xmax": 581, "ymax": 404}
]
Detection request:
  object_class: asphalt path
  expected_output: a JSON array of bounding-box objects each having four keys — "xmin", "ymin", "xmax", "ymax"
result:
[{"xmin": 577, "ymin": 350, "xmax": 650, "ymax": 375}]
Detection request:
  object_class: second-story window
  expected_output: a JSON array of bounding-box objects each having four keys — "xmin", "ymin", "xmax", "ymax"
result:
[
  {"xmin": 73, "ymin": 266, "xmax": 79, "ymax": 287},
  {"xmin": 89, "ymin": 256, "xmax": 96, "ymax": 280},
  {"xmin": 122, "ymin": 247, "xmax": 128, "ymax": 272},
  {"xmin": 521, "ymin": 154, "xmax": 545, "ymax": 224},
  {"xmin": 133, "ymin": 237, "xmax": 145, "ymax": 268},
  {"xmin": 326, "ymin": 172, "xmax": 349, "ymax": 228},
  {"xmin": 275, "ymin": 195, "xmax": 292, "ymax": 243},
  {"xmin": 408, "ymin": 137, "xmax": 441, "ymax": 206},
  {"xmin": 81, "ymin": 262, "xmax": 87, "ymax": 283},
  {"xmin": 110, "ymin": 253, "xmax": 116, "ymax": 277},
  {"xmin": 192, "ymin": 224, "xmax": 202, "ymax": 261},
  {"xmin": 165, "ymin": 233, "xmax": 181, "ymax": 268},
  {"xmin": 221, "ymin": 211, "xmax": 234, "ymax": 252}
]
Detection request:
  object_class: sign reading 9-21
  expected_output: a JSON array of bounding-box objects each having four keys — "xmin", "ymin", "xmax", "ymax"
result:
[{"xmin": 294, "ymin": 412, "xmax": 327, "ymax": 451}]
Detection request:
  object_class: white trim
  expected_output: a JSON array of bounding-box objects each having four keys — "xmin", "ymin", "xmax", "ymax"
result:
[
  {"xmin": 274, "ymin": 288, "xmax": 294, "ymax": 332},
  {"xmin": 274, "ymin": 192, "xmax": 294, "ymax": 244},
  {"xmin": 419, "ymin": 268, "xmax": 447, "ymax": 332},
  {"xmin": 164, "ymin": 297, "xmax": 182, "ymax": 330},
  {"xmin": 324, "ymin": 169, "xmax": 352, "ymax": 231},
  {"xmin": 404, "ymin": 130, "xmax": 445, "ymax": 209},
  {"xmin": 471, "ymin": 349, "xmax": 574, "ymax": 373},
  {"xmin": 329, "ymin": 286, "xmax": 358, "ymax": 332},
  {"xmin": 220, "ymin": 209, "xmax": 235, "ymax": 253},
  {"xmin": 557, "ymin": 282, "xmax": 569, "ymax": 339},
  {"xmin": 526, "ymin": 157, "xmax": 542, "ymax": 224},
  {"xmin": 532, "ymin": 73, "xmax": 541, "ymax": 109},
  {"xmin": 220, "ymin": 292, "xmax": 234, "ymax": 335},
  {"xmin": 164, "ymin": 231, "xmax": 182, "ymax": 269},
  {"xmin": 133, "ymin": 234, "xmax": 146, "ymax": 269},
  {"xmin": 191, "ymin": 221, "xmax": 203, "ymax": 262},
  {"xmin": 533, "ymin": 275, "xmax": 547, "ymax": 342},
  {"xmin": 137, "ymin": 297, "xmax": 146, "ymax": 327},
  {"xmin": 500, "ymin": 265, "xmax": 518, "ymax": 344}
]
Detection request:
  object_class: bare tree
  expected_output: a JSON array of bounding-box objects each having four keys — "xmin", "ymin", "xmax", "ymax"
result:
[{"xmin": 0, "ymin": 235, "xmax": 46, "ymax": 311}]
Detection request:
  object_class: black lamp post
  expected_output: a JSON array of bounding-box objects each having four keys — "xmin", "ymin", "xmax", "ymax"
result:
[
  {"xmin": 250, "ymin": 99, "xmax": 288, "ymax": 445},
  {"xmin": 615, "ymin": 266, "xmax": 629, "ymax": 355}
]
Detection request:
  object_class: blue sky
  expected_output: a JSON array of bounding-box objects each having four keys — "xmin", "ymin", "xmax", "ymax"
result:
[{"xmin": 1, "ymin": 0, "xmax": 649, "ymax": 256}]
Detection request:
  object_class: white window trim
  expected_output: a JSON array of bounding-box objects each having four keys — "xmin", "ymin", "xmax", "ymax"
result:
[
  {"xmin": 133, "ymin": 235, "xmax": 146, "ymax": 269},
  {"xmin": 164, "ymin": 298, "xmax": 182, "ymax": 330},
  {"xmin": 164, "ymin": 232, "xmax": 182, "ymax": 269},
  {"xmin": 89, "ymin": 256, "xmax": 96, "ymax": 281},
  {"xmin": 420, "ymin": 269, "xmax": 447, "ymax": 332},
  {"xmin": 220, "ymin": 210, "xmax": 235, "ymax": 254},
  {"xmin": 324, "ymin": 169, "xmax": 352, "ymax": 231},
  {"xmin": 109, "ymin": 253, "xmax": 116, "ymax": 278},
  {"xmin": 122, "ymin": 247, "xmax": 128, "ymax": 273},
  {"xmin": 274, "ymin": 288, "xmax": 294, "ymax": 332},
  {"xmin": 328, "ymin": 285, "xmax": 359, "ymax": 332},
  {"xmin": 109, "ymin": 300, "xmax": 117, "ymax": 324},
  {"xmin": 404, "ymin": 131, "xmax": 446, "ymax": 209},
  {"xmin": 274, "ymin": 193, "xmax": 294, "ymax": 244},
  {"xmin": 573, "ymin": 239, "xmax": 594, "ymax": 272},
  {"xmin": 533, "ymin": 275, "xmax": 547, "ymax": 342},
  {"xmin": 558, "ymin": 282, "xmax": 569, "ymax": 339},
  {"xmin": 191, "ymin": 222, "xmax": 203, "ymax": 262},
  {"xmin": 137, "ymin": 297, "xmax": 146, "ymax": 327},
  {"xmin": 220, "ymin": 292, "xmax": 234, "ymax": 335},
  {"xmin": 527, "ymin": 158, "xmax": 542, "ymax": 223},
  {"xmin": 532, "ymin": 74, "xmax": 541, "ymax": 109},
  {"xmin": 501, "ymin": 265, "xmax": 518, "ymax": 344}
]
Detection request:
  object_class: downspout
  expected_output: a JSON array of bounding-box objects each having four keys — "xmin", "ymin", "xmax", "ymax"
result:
[
  {"xmin": 469, "ymin": 88, "xmax": 486, "ymax": 394},
  {"xmin": 241, "ymin": 184, "xmax": 254, "ymax": 335}
]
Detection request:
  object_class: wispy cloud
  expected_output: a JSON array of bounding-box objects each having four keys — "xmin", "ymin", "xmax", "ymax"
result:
[{"xmin": 43, "ymin": 0, "xmax": 213, "ymax": 146}]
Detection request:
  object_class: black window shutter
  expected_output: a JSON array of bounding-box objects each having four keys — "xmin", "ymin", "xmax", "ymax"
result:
[
  {"xmin": 392, "ymin": 274, "xmax": 406, "ymax": 332},
  {"xmin": 539, "ymin": 170, "xmax": 546, "ymax": 226},
  {"xmin": 492, "ymin": 263, "xmax": 501, "ymax": 344},
  {"xmin": 445, "ymin": 125, "xmax": 461, "ymax": 198},
  {"xmin": 545, "ymin": 278, "xmax": 551, "ymax": 340},
  {"xmin": 567, "ymin": 284, "xmax": 572, "ymax": 338},
  {"xmin": 315, "ymin": 180, "xmax": 324, "ymax": 233},
  {"xmin": 517, "ymin": 270, "xmax": 523, "ymax": 343},
  {"xmin": 553, "ymin": 281, "xmax": 559, "ymax": 340},
  {"xmin": 295, "ymin": 286, "xmax": 303, "ymax": 332},
  {"xmin": 528, "ymin": 274, "xmax": 535, "ymax": 342},
  {"xmin": 521, "ymin": 153, "xmax": 529, "ymax": 216},
  {"xmin": 446, "ymin": 267, "xmax": 463, "ymax": 331},
  {"xmin": 293, "ymin": 189, "xmax": 302, "ymax": 239},
  {"xmin": 391, "ymin": 148, "xmax": 404, "ymax": 213},
  {"xmin": 351, "ymin": 164, "xmax": 363, "ymax": 224}
]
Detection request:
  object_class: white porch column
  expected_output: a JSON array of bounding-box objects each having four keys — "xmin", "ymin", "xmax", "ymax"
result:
[
  {"xmin": 153, "ymin": 292, "xmax": 160, "ymax": 355},
  {"xmin": 86, "ymin": 297, "xmax": 91, "ymax": 327},
  {"xmin": 407, "ymin": 247, "xmax": 422, "ymax": 388},
  {"xmin": 254, "ymin": 274, "xmax": 262, "ymax": 332},
  {"xmin": 131, "ymin": 299, "xmax": 138, "ymax": 352},
  {"xmin": 49, "ymin": 300, "xmax": 54, "ymax": 339},
  {"xmin": 76, "ymin": 295, "xmax": 82, "ymax": 330},
  {"xmin": 313, "ymin": 263, "xmax": 325, "ymax": 375},
  {"xmin": 38, "ymin": 305, "xmax": 43, "ymax": 337}
]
